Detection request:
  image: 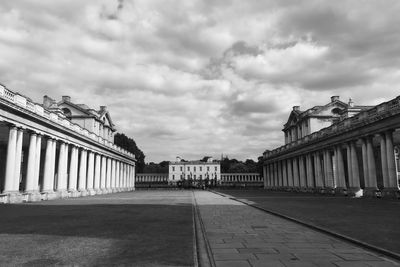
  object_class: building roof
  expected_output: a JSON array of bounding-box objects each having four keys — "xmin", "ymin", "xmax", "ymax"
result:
[{"xmin": 283, "ymin": 96, "xmax": 373, "ymax": 130}]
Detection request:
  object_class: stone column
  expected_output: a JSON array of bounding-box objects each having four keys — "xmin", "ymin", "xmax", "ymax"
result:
[
  {"xmin": 115, "ymin": 161, "xmax": 120, "ymax": 191},
  {"xmin": 349, "ymin": 141, "xmax": 361, "ymax": 196},
  {"xmin": 123, "ymin": 163, "xmax": 128, "ymax": 190},
  {"xmin": 9, "ymin": 128, "xmax": 24, "ymax": 195},
  {"xmin": 314, "ymin": 152, "xmax": 324, "ymax": 189},
  {"xmin": 366, "ymin": 136, "xmax": 378, "ymax": 194},
  {"xmin": 379, "ymin": 133, "xmax": 389, "ymax": 189},
  {"xmin": 324, "ymin": 149, "xmax": 334, "ymax": 189},
  {"xmin": 287, "ymin": 159, "xmax": 294, "ymax": 188},
  {"xmin": 111, "ymin": 159, "xmax": 116, "ymax": 192},
  {"xmin": 282, "ymin": 160, "xmax": 288, "ymax": 188},
  {"xmin": 263, "ymin": 165, "xmax": 267, "ymax": 189},
  {"xmin": 361, "ymin": 138, "xmax": 369, "ymax": 191},
  {"xmin": 87, "ymin": 151, "xmax": 95, "ymax": 195},
  {"xmin": 78, "ymin": 148, "xmax": 88, "ymax": 196},
  {"xmin": 277, "ymin": 161, "xmax": 283, "ymax": 188},
  {"xmin": 128, "ymin": 165, "xmax": 132, "ymax": 189},
  {"xmin": 132, "ymin": 164, "xmax": 136, "ymax": 190},
  {"xmin": 346, "ymin": 144, "xmax": 353, "ymax": 188},
  {"xmin": 68, "ymin": 146, "xmax": 79, "ymax": 196},
  {"xmin": 100, "ymin": 156, "xmax": 107, "ymax": 193},
  {"xmin": 50, "ymin": 139, "xmax": 57, "ymax": 190},
  {"xmin": 34, "ymin": 135, "xmax": 42, "ymax": 191},
  {"xmin": 120, "ymin": 163, "xmax": 124, "ymax": 190},
  {"xmin": 94, "ymin": 153, "xmax": 101, "ymax": 194},
  {"xmin": 306, "ymin": 154, "xmax": 314, "ymax": 190},
  {"xmin": 42, "ymin": 138, "xmax": 56, "ymax": 197},
  {"xmin": 293, "ymin": 157, "xmax": 299, "ymax": 188},
  {"xmin": 4, "ymin": 126, "xmax": 18, "ymax": 194},
  {"xmin": 298, "ymin": 156, "xmax": 306, "ymax": 190},
  {"xmin": 385, "ymin": 130, "xmax": 398, "ymax": 190},
  {"xmin": 106, "ymin": 157, "xmax": 112, "ymax": 193},
  {"xmin": 25, "ymin": 132, "xmax": 37, "ymax": 194},
  {"xmin": 56, "ymin": 142, "xmax": 68, "ymax": 197},
  {"xmin": 335, "ymin": 145, "xmax": 347, "ymax": 192}
]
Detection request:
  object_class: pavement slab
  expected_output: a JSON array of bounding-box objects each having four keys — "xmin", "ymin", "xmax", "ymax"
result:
[{"xmin": 194, "ymin": 191, "xmax": 399, "ymax": 267}]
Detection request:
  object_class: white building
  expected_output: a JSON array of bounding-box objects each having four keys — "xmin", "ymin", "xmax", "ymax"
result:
[
  {"xmin": 168, "ymin": 157, "xmax": 221, "ymax": 184},
  {"xmin": 0, "ymin": 84, "xmax": 135, "ymax": 203}
]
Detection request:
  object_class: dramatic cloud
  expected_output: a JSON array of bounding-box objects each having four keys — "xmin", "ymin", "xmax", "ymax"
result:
[{"xmin": 0, "ymin": 0, "xmax": 399, "ymax": 162}]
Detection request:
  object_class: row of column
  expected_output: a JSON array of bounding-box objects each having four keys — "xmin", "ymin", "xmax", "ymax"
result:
[
  {"xmin": 2, "ymin": 126, "xmax": 135, "ymax": 200},
  {"xmin": 222, "ymin": 174, "xmax": 261, "ymax": 182},
  {"xmin": 136, "ymin": 175, "xmax": 168, "ymax": 182},
  {"xmin": 264, "ymin": 130, "xmax": 399, "ymax": 195}
]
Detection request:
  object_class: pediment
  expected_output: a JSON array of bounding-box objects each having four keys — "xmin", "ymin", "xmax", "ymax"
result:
[
  {"xmin": 99, "ymin": 111, "xmax": 115, "ymax": 129},
  {"xmin": 284, "ymin": 111, "xmax": 300, "ymax": 128}
]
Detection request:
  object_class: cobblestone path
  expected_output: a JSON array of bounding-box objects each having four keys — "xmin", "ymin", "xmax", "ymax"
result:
[{"xmin": 194, "ymin": 191, "xmax": 399, "ymax": 267}]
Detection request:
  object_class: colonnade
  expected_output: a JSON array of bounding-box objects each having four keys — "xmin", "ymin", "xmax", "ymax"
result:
[
  {"xmin": 136, "ymin": 174, "xmax": 168, "ymax": 183},
  {"xmin": 221, "ymin": 173, "xmax": 261, "ymax": 183},
  {"xmin": 1, "ymin": 125, "xmax": 135, "ymax": 203},
  {"xmin": 263, "ymin": 130, "xmax": 399, "ymax": 197}
]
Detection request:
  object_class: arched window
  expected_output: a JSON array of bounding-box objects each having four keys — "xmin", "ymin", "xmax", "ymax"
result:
[
  {"xmin": 62, "ymin": 108, "xmax": 72, "ymax": 118},
  {"xmin": 331, "ymin": 108, "xmax": 342, "ymax": 115}
]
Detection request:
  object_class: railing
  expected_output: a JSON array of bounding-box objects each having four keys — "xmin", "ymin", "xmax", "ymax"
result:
[
  {"xmin": 0, "ymin": 84, "xmax": 134, "ymax": 159},
  {"xmin": 264, "ymin": 95, "xmax": 400, "ymax": 159}
]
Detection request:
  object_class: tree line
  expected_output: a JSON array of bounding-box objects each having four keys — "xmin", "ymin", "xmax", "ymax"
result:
[{"xmin": 114, "ymin": 132, "xmax": 263, "ymax": 174}]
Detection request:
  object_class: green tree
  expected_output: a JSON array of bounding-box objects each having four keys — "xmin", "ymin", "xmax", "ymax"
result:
[{"xmin": 114, "ymin": 133, "xmax": 145, "ymax": 173}]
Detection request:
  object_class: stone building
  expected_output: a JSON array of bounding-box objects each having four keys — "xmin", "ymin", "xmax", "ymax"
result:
[
  {"xmin": 284, "ymin": 96, "xmax": 372, "ymax": 144},
  {"xmin": 263, "ymin": 95, "xmax": 400, "ymax": 197},
  {"xmin": 0, "ymin": 84, "xmax": 136, "ymax": 203},
  {"xmin": 43, "ymin": 95, "xmax": 116, "ymax": 142},
  {"xmin": 168, "ymin": 157, "xmax": 221, "ymax": 185}
]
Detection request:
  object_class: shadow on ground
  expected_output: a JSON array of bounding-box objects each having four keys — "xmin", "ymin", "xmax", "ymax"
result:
[
  {"xmin": 0, "ymin": 196, "xmax": 193, "ymax": 266},
  {"xmin": 217, "ymin": 189, "xmax": 400, "ymax": 255}
]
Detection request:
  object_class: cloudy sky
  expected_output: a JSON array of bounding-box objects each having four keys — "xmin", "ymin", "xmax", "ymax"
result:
[{"xmin": 1, "ymin": 1, "xmax": 400, "ymax": 162}]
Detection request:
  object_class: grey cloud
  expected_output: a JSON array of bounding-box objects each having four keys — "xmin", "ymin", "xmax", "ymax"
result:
[{"xmin": 231, "ymin": 99, "xmax": 279, "ymax": 116}]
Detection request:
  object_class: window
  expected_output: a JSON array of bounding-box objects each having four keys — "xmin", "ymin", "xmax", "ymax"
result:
[
  {"xmin": 187, "ymin": 166, "xmax": 190, "ymax": 171},
  {"xmin": 172, "ymin": 174, "xmax": 175, "ymax": 180},
  {"xmin": 194, "ymin": 175, "xmax": 196, "ymax": 179},
  {"xmin": 62, "ymin": 108, "xmax": 72, "ymax": 118},
  {"xmin": 215, "ymin": 166, "xmax": 217, "ymax": 171},
  {"xmin": 194, "ymin": 167, "xmax": 196, "ymax": 172},
  {"xmin": 200, "ymin": 166, "xmax": 202, "ymax": 171},
  {"xmin": 199, "ymin": 175, "xmax": 202, "ymax": 179},
  {"xmin": 172, "ymin": 166, "xmax": 175, "ymax": 171},
  {"xmin": 180, "ymin": 166, "xmax": 183, "ymax": 171},
  {"xmin": 207, "ymin": 166, "xmax": 210, "ymax": 171}
]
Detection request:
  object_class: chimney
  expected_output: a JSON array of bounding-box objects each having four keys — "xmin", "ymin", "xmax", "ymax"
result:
[
  {"xmin": 331, "ymin": 96, "xmax": 339, "ymax": 102},
  {"xmin": 43, "ymin": 95, "xmax": 56, "ymax": 108},
  {"xmin": 348, "ymin": 98, "xmax": 354, "ymax": 107},
  {"xmin": 62, "ymin": 96, "xmax": 71, "ymax": 102},
  {"xmin": 292, "ymin": 106, "xmax": 300, "ymax": 111},
  {"xmin": 100, "ymin": 106, "xmax": 107, "ymax": 112}
]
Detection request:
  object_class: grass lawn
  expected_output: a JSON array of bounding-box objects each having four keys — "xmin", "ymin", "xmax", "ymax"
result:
[
  {"xmin": 0, "ymin": 191, "xmax": 194, "ymax": 266},
  {"xmin": 216, "ymin": 189, "xmax": 400, "ymax": 255}
]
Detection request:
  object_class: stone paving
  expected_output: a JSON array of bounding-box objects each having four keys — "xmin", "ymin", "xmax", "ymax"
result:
[{"xmin": 194, "ymin": 191, "xmax": 399, "ymax": 267}]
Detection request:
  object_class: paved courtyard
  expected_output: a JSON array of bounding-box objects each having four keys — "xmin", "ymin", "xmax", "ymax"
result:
[
  {"xmin": 215, "ymin": 189, "xmax": 400, "ymax": 255},
  {"xmin": 0, "ymin": 190, "xmax": 399, "ymax": 266},
  {"xmin": 195, "ymin": 191, "xmax": 399, "ymax": 267}
]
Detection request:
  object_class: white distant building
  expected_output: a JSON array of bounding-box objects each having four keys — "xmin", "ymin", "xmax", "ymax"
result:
[{"xmin": 168, "ymin": 157, "xmax": 221, "ymax": 184}]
